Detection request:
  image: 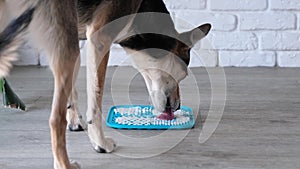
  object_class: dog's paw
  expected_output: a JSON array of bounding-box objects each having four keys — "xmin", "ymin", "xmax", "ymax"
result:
[
  {"xmin": 91, "ymin": 137, "xmax": 116, "ymax": 153},
  {"xmin": 68, "ymin": 124, "xmax": 84, "ymax": 132},
  {"xmin": 70, "ymin": 160, "xmax": 81, "ymax": 169},
  {"xmin": 67, "ymin": 108, "xmax": 86, "ymax": 132},
  {"xmin": 54, "ymin": 160, "xmax": 81, "ymax": 169}
]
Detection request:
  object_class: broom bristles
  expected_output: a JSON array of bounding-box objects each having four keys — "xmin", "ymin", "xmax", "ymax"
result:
[{"xmin": 1, "ymin": 78, "xmax": 26, "ymax": 111}]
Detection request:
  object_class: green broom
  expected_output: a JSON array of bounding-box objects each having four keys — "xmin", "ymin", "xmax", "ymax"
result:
[{"xmin": 0, "ymin": 78, "xmax": 26, "ymax": 111}]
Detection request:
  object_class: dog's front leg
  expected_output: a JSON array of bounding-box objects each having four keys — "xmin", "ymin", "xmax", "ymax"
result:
[{"xmin": 85, "ymin": 26, "xmax": 116, "ymax": 153}]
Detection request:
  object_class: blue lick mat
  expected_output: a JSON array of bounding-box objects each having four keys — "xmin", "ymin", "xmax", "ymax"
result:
[{"xmin": 106, "ymin": 105, "xmax": 194, "ymax": 130}]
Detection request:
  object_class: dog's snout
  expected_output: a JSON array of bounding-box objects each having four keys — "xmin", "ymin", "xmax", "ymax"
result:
[{"xmin": 165, "ymin": 97, "xmax": 180, "ymax": 111}]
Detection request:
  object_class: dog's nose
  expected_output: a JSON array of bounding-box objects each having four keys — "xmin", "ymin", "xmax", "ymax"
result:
[
  {"xmin": 165, "ymin": 97, "xmax": 180, "ymax": 111},
  {"xmin": 166, "ymin": 97, "xmax": 171, "ymax": 108}
]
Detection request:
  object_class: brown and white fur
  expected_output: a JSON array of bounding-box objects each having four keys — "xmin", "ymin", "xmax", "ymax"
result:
[{"xmin": 0, "ymin": 0, "xmax": 211, "ymax": 168}]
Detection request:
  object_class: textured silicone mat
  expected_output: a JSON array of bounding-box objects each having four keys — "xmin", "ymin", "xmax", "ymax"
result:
[{"xmin": 106, "ymin": 105, "xmax": 194, "ymax": 129}]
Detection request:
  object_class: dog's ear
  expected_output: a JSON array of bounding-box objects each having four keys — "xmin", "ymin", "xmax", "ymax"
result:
[{"xmin": 179, "ymin": 23, "xmax": 211, "ymax": 47}]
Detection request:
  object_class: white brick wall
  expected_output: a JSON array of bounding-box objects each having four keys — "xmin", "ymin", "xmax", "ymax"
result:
[
  {"xmin": 278, "ymin": 52, "xmax": 300, "ymax": 67},
  {"xmin": 15, "ymin": 0, "xmax": 300, "ymax": 67},
  {"xmin": 166, "ymin": 0, "xmax": 206, "ymax": 10},
  {"xmin": 219, "ymin": 51, "xmax": 276, "ymax": 67},
  {"xmin": 14, "ymin": 43, "xmax": 39, "ymax": 66},
  {"xmin": 271, "ymin": 0, "xmax": 300, "ymax": 10},
  {"xmin": 261, "ymin": 32, "xmax": 300, "ymax": 50},
  {"xmin": 210, "ymin": 0, "xmax": 267, "ymax": 11},
  {"xmin": 203, "ymin": 32, "xmax": 258, "ymax": 50},
  {"xmin": 240, "ymin": 12, "xmax": 296, "ymax": 30}
]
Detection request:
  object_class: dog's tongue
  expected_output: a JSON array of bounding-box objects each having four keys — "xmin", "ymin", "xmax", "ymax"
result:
[{"xmin": 157, "ymin": 108, "xmax": 175, "ymax": 120}]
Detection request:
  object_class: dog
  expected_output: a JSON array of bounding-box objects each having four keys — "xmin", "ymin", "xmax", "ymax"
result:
[
  {"xmin": 0, "ymin": 0, "xmax": 211, "ymax": 168},
  {"xmin": 0, "ymin": 4, "xmax": 35, "ymax": 77}
]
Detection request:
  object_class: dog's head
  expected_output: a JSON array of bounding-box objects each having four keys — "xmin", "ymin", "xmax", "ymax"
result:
[{"xmin": 123, "ymin": 24, "xmax": 211, "ymax": 116}]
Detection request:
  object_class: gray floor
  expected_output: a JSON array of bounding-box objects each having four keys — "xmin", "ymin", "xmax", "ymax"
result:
[{"xmin": 0, "ymin": 66, "xmax": 300, "ymax": 169}]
